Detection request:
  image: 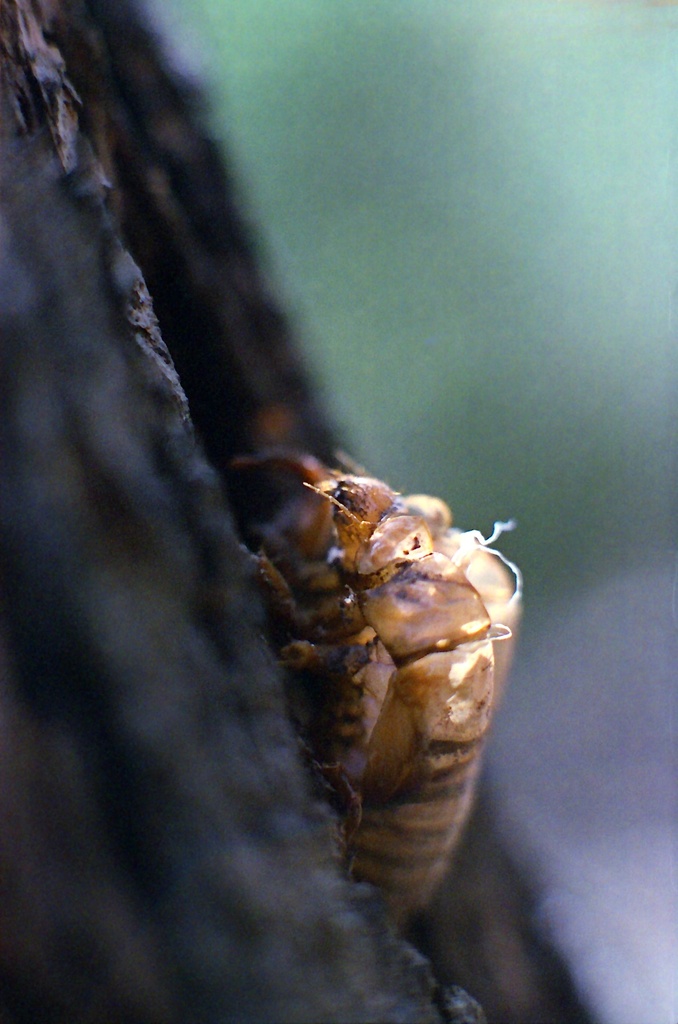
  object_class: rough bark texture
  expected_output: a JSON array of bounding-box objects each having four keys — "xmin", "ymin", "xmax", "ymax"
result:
[{"xmin": 0, "ymin": 1, "xmax": 594, "ymax": 1022}]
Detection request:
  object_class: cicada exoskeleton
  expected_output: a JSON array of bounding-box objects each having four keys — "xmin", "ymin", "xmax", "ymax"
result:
[{"xmin": 236, "ymin": 453, "xmax": 521, "ymax": 926}]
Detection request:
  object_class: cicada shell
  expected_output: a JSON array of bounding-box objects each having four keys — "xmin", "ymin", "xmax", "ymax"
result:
[{"xmin": 236, "ymin": 453, "xmax": 521, "ymax": 926}]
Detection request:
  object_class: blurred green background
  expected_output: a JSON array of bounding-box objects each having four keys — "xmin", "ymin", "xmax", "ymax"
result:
[{"xmin": 161, "ymin": 0, "xmax": 676, "ymax": 635}]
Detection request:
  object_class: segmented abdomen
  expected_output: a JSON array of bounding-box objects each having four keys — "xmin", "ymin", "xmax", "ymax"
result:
[
  {"xmin": 349, "ymin": 630, "xmax": 497, "ymax": 923},
  {"xmin": 354, "ymin": 740, "xmax": 482, "ymax": 924}
]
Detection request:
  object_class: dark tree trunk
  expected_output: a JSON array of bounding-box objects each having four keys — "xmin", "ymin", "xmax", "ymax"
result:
[{"xmin": 0, "ymin": 2, "xmax": 593, "ymax": 1022}]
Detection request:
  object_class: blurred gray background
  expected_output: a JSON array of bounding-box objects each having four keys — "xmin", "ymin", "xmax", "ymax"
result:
[{"xmin": 159, "ymin": 2, "xmax": 677, "ymax": 1021}]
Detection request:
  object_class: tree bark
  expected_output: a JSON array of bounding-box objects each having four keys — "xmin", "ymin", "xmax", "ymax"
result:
[{"xmin": 0, "ymin": 2, "xmax": 593, "ymax": 1022}]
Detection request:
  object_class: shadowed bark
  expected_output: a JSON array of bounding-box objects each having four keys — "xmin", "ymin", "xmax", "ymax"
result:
[{"xmin": 0, "ymin": 1, "xmax": 594, "ymax": 1022}]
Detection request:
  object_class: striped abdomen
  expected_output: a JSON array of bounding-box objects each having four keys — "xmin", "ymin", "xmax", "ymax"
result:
[
  {"xmin": 352, "ymin": 737, "xmax": 484, "ymax": 925},
  {"xmin": 349, "ymin": 636, "xmax": 496, "ymax": 923}
]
